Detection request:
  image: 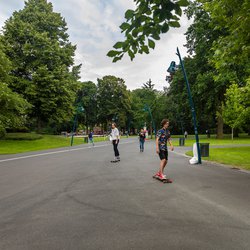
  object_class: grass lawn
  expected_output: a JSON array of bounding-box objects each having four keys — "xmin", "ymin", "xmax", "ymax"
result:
[
  {"xmin": 171, "ymin": 134, "xmax": 250, "ymax": 147},
  {"xmin": 0, "ymin": 134, "xmax": 110, "ymax": 154},
  {"xmin": 186, "ymin": 147, "xmax": 250, "ymax": 170}
]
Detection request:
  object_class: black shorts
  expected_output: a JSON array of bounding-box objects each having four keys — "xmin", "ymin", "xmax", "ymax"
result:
[{"xmin": 159, "ymin": 150, "xmax": 168, "ymax": 160}]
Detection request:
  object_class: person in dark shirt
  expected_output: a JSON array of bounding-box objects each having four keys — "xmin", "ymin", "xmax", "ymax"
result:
[
  {"xmin": 154, "ymin": 119, "xmax": 174, "ymax": 182},
  {"xmin": 88, "ymin": 131, "xmax": 94, "ymax": 146}
]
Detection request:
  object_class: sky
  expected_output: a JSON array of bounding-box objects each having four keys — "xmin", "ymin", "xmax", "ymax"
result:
[{"xmin": 0, "ymin": 0, "xmax": 192, "ymax": 90}]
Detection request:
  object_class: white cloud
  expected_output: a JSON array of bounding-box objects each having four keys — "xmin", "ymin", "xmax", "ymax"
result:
[{"xmin": 0, "ymin": 0, "xmax": 192, "ymax": 90}]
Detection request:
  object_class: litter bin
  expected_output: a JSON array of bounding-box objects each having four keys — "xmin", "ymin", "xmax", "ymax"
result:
[
  {"xmin": 84, "ymin": 137, "xmax": 88, "ymax": 143},
  {"xmin": 179, "ymin": 138, "xmax": 185, "ymax": 146},
  {"xmin": 199, "ymin": 143, "xmax": 209, "ymax": 157}
]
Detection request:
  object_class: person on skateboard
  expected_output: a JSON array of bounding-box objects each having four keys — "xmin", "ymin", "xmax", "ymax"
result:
[
  {"xmin": 154, "ymin": 119, "xmax": 174, "ymax": 182},
  {"xmin": 110, "ymin": 122, "xmax": 120, "ymax": 162}
]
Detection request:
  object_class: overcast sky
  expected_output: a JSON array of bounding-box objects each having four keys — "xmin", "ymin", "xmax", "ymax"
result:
[{"xmin": 0, "ymin": 0, "xmax": 192, "ymax": 90}]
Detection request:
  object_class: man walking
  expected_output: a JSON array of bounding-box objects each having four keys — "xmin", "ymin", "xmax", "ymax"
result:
[
  {"xmin": 110, "ymin": 123, "xmax": 120, "ymax": 162},
  {"xmin": 88, "ymin": 131, "xmax": 94, "ymax": 146},
  {"xmin": 154, "ymin": 119, "xmax": 174, "ymax": 182}
]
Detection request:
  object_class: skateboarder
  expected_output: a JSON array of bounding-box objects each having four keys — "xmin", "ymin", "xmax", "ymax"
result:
[
  {"xmin": 154, "ymin": 119, "xmax": 174, "ymax": 182},
  {"xmin": 138, "ymin": 128, "xmax": 146, "ymax": 152},
  {"xmin": 110, "ymin": 122, "xmax": 120, "ymax": 162}
]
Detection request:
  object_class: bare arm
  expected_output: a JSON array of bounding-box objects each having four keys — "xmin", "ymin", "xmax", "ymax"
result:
[
  {"xmin": 156, "ymin": 137, "xmax": 159, "ymax": 154},
  {"xmin": 168, "ymin": 139, "xmax": 174, "ymax": 151}
]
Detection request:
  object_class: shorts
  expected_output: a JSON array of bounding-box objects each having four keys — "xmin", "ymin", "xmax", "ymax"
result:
[{"xmin": 159, "ymin": 150, "xmax": 168, "ymax": 160}]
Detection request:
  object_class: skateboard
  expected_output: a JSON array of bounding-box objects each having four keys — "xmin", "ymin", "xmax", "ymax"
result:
[
  {"xmin": 110, "ymin": 159, "xmax": 120, "ymax": 163},
  {"xmin": 153, "ymin": 175, "xmax": 173, "ymax": 183}
]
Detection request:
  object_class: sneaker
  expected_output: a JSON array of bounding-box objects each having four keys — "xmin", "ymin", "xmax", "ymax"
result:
[{"xmin": 158, "ymin": 173, "xmax": 166, "ymax": 180}]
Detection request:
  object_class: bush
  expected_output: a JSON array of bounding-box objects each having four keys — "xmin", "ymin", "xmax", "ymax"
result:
[{"xmin": 3, "ymin": 133, "xmax": 43, "ymax": 140}]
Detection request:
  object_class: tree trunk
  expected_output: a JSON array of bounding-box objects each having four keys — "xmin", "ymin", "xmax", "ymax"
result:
[
  {"xmin": 231, "ymin": 127, "xmax": 234, "ymax": 140},
  {"xmin": 216, "ymin": 115, "xmax": 224, "ymax": 139}
]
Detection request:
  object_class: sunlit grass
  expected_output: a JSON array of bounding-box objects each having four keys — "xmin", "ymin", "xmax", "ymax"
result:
[{"xmin": 186, "ymin": 147, "xmax": 250, "ymax": 170}]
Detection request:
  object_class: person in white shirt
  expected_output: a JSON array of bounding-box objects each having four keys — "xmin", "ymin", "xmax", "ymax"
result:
[{"xmin": 110, "ymin": 122, "xmax": 120, "ymax": 162}]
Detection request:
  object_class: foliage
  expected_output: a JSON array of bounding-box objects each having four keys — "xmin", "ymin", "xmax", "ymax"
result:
[
  {"xmin": 0, "ymin": 42, "xmax": 31, "ymax": 138},
  {"xmin": 97, "ymin": 76, "xmax": 132, "ymax": 129},
  {"xmin": 1, "ymin": 0, "xmax": 81, "ymax": 132},
  {"xmin": 222, "ymin": 81, "xmax": 250, "ymax": 137},
  {"xmin": 201, "ymin": 0, "xmax": 250, "ymax": 85},
  {"xmin": 107, "ymin": 0, "xmax": 189, "ymax": 61},
  {"xmin": 78, "ymin": 81, "xmax": 98, "ymax": 130}
]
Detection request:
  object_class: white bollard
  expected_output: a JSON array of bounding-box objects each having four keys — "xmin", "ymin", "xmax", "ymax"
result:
[{"xmin": 189, "ymin": 143, "xmax": 198, "ymax": 164}]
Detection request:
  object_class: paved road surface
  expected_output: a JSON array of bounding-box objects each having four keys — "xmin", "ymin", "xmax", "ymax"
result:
[{"xmin": 0, "ymin": 138, "xmax": 249, "ymax": 250}]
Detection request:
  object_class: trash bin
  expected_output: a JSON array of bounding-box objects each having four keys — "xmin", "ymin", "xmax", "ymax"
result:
[
  {"xmin": 199, "ymin": 143, "xmax": 209, "ymax": 157},
  {"xmin": 179, "ymin": 138, "xmax": 185, "ymax": 146},
  {"xmin": 84, "ymin": 137, "xmax": 88, "ymax": 143}
]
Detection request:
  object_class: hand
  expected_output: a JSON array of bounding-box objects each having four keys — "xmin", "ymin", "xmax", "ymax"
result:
[
  {"xmin": 170, "ymin": 145, "xmax": 174, "ymax": 151},
  {"xmin": 156, "ymin": 148, "xmax": 159, "ymax": 154}
]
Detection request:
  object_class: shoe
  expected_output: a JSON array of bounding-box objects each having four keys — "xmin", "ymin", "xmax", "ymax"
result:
[
  {"xmin": 116, "ymin": 157, "xmax": 120, "ymax": 161},
  {"xmin": 158, "ymin": 173, "xmax": 166, "ymax": 180}
]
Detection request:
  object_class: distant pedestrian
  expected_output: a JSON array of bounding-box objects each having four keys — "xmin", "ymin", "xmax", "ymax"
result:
[
  {"xmin": 206, "ymin": 129, "xmax": 210, "ymax": 138},
  {"xmin": 154, "ymin": 119, "xmax": 174, "ymax": 182},
  {"xmin": 184, "ymin": 131, "xmax": 188, "ymax": 139},
  {"xmin": 138, "ymin": 128, "xmax": 146, "ymax": 152},
  {"xmin": 88, "ymin": 131, "xmax": 94, "ymax": 146},
  {"xmin": 110, "ymin": 123, "xmax": 120, "ymax": 162}
]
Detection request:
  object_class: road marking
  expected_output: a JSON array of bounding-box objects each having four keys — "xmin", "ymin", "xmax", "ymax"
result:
[{"xmin": 0, "ymin": 141, "xmax": 133, "ymax": 163}]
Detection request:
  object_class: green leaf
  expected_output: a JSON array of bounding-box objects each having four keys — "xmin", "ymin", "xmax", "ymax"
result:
[
  {"xmin": 148, "ymin": 39, "xmax": 155, "ymax": 49},
  {"xmin": 168, "ymin": 21, "xmax": 181, "ymax": 28},
  {"xmin": 161, "ymin": 23, "xmax": 169, "ymax": 33},
  {"xmin": 128, "ymin": 49, "xmax": 135, "ymax": 60},
  {"xmin": 107, "ymin": 50, "xmax": 121, "ymax": 57},
  {"xmin": 141, "ymin": 45, "xmax": 149, "ymax": 54},
  {"xmin": 120, "ymin": 22, "xmax": 130, "ymax": 31},
  {"xmin": 113, "ymin": 42, "xmax": 124, "ymax": 49},
  {"xmin": 112, "ymin": 54, "xmax": 124, "ymax": 63},
  {"xmin": 177, "ymin": 0, "xmax": 189, "ymax": 7},
  {"xmin": 125, "ymin": 9, "xmax": 134, "ymax": 20}
]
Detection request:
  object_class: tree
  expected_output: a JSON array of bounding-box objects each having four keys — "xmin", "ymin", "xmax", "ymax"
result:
[
  {"xmin": 1, "ymin": 0, "xmax": 81, "ymax": 132},
  {"xmin": 107, "ymin": 0, "xmax": 189, "ymax": 61},
  {"xmin": 223, "ymin": 81, "xmax": 250, "ymax": 139},
  {"xmin": 0, "ymin": 41, "xmax": 30, "ymax": 137},
  {"xmin": 97, "ymin": 76, "xmax": 131, "ymax": 130},
  {"xmin": 78, "ymin": 81, "xmax": 98, "ymax": 132},
  {"xmin": 201, "ymin": 0, "xmax": 250, "ymax": 85},
  {"xmin": 142, "ymin": 78, "xmax": 155, "ymax": 89}
]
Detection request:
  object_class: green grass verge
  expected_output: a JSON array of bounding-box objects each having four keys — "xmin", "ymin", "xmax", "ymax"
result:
[
  {"xmin": 171, "ymin": 135, "xmax": 250, "ymax": 147},
  {"xmin": 186, "ymin": 147, "xmax": 250, "ymax": 170},
  {"xmin": 4, "ymin": 132, "xmax": 43, "ymax": 140},
  {"xmin": 0, "ymin": 134, "xmax": 126, "ymax": 154}
]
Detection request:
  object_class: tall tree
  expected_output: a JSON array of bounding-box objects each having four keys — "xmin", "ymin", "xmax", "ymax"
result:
[
  {"xmin": 78, "ymin": 81, "xmax": 98, "ymax": 132},
  {"xmin": 201, "ymin": 0, "xmax": 250, "ymax": 85},
  {"xmin": 142, "ymin": 78, "xmax": 155, "ymax": 90},
  {"xmin": 2, "ymin": 0, "xmax": 81, "ymax": 132},
  {"xmin": 0, "ymin": 41, "xmax": 30, "ymax": 137},
  {"xmin": 97, "ymin": 76, "xmax": 131, "ymax": 130},
  {"xmin": 223, "ymin": 81, "xmax": 250, "ymax": 139}
]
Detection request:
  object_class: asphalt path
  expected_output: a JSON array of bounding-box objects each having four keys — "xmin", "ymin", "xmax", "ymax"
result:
[{"xmin": 0, "ymin": 138, "xmax": 249, "ymax": 250}]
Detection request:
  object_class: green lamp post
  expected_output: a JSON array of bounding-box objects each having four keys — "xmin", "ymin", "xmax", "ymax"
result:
[
  {"xmin": 143, "ymin": 104, "xmax": 156, "ymax": 139},
  {"xmin": 70, "ymin": 104, "xmax": 84, "ymax": 146},
  {"xmin": 175, "ymin": 47, "xmax": 202, "ymax": 164}
]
